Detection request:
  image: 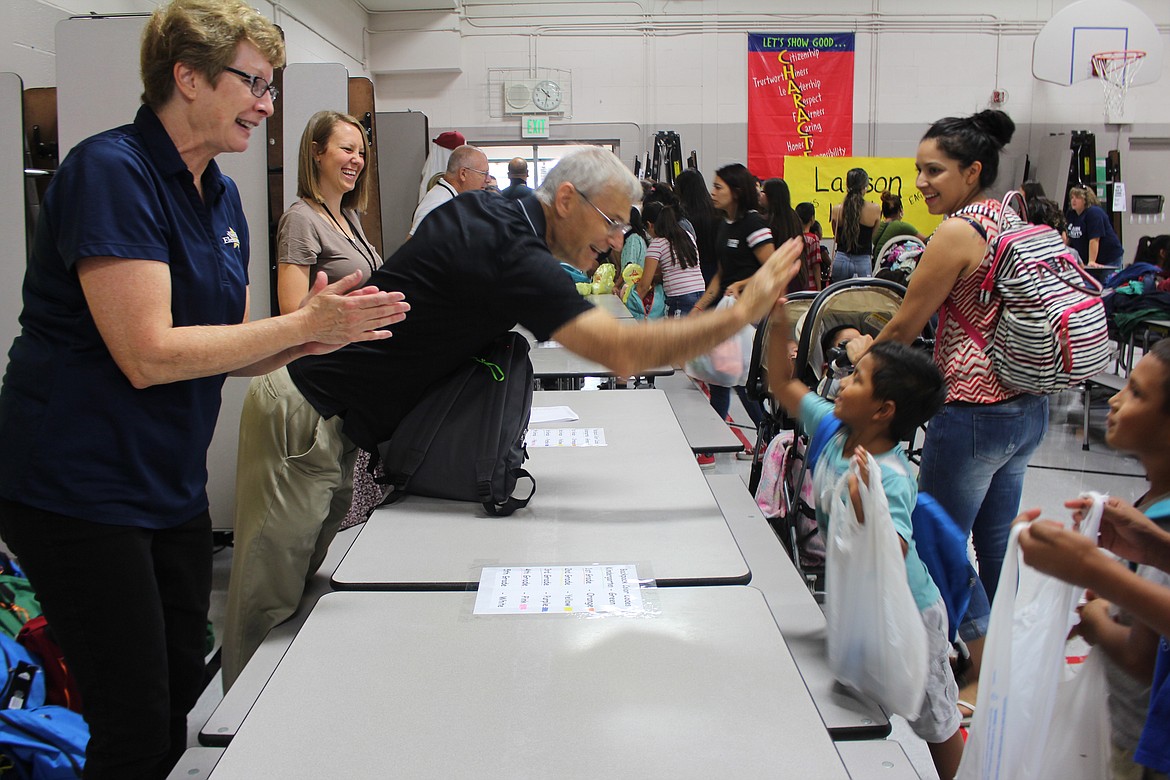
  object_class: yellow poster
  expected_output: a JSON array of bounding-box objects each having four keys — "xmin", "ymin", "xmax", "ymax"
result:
[{"xmin": 782, "ymin": 156, "xmax": 943, "ymax": 240}]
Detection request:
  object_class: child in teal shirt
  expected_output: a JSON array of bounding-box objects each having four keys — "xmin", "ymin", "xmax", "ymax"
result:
[{"xmin": 767, "ymin": 301, "xmax": 963, "ymax": 779}]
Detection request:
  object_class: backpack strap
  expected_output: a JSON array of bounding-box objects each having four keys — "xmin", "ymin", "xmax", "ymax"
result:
[
  {"xmin": 482, "ymin": 468, "xmax": 536, "ymax": 516},
  {"xmin": 939, "ymin": 299, "xmax": 988, "ymax": 351}
]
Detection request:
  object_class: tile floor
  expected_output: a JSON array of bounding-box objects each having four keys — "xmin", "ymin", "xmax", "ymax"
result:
[{"xmin": 185, "ymin": 379, "xmax": 1144, "ymax": 778}]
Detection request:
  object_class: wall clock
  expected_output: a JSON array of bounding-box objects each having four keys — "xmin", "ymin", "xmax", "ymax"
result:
[{"xmin": 532, "ymin": 79, "xmax": 563, "ymax": 112}]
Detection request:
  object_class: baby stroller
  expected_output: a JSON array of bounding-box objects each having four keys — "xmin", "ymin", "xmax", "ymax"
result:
[
  {"xmin": 873, "ymin": 234, "xmax": 926, "ymax": 288},
  {"xmin": 747, "ymin": 278, "xmax": 928, "ymax": 585}
]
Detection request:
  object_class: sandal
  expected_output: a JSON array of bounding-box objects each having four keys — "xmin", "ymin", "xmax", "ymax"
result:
[{"xmin": 957, "ymin": 700, "xmax": 976, "ymax": 729}]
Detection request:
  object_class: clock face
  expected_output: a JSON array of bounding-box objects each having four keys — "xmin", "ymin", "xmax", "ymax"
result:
[{"xmin": 532, "ymin": 80, "xmax": 562, "ymax": 111}]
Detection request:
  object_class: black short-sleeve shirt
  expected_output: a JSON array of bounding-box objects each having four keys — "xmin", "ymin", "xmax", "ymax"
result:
[
  {"xmin": 716, "ymin": 210, "xmax": 773, "ymax": 294},
  {"xmin": 289, "ymin": 191, "xmax": 592, "ymax": 450}
]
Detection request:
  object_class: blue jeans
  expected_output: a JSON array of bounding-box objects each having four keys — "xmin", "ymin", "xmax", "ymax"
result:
[
  {"xmin": 831, "ymin": 251, "xmax": 872, "ymax": 283},
  {"xmin": 918, "ymin": 393, "xmax": 1049, "ymax": 641},
  {"xmin": 665, "ymin": 291, "xmax": 702, "ymax": 318}
]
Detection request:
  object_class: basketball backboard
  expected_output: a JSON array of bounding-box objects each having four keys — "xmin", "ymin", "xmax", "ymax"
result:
[{"xmin": 1033, "ymin": 0, "xmax": 1162, "ymax": 86}]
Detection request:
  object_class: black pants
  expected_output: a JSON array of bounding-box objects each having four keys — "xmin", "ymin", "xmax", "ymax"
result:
[{"xmin": 0, "ymin": 500, "xmax": 212, "ymax": 780}]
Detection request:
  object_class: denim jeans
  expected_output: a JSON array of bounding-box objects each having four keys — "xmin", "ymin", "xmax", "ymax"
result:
[
  {"xmin": 665, "ymin": 291, "xmax": 702, "ymax": 318},
  {"xmin": 831, "ymin": 251, "xmax": 872, "ymax": 283},
  {"xmin": 918, "ymin": 393, "xmax": 1049, "ymax": 641}
]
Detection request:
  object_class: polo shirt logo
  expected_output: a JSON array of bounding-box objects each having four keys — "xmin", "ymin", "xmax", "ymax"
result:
[
  {"xmin": 222, "ymin": 227, "xmax": 240, "ymax": 249},
  {"xmin": 727, "ymin": 238, "xmax": 740, "ymax": 248}
]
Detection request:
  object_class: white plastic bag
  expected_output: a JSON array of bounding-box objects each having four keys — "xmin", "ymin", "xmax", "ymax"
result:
[
  {"xmin": 684, "ymin": 296, "xmax": 754, "ymax": 387},
  {"xmin": 956, "ymin": 492, "xmax": 1107, "ymax": 780},
  {"xmin": 1035, "ymin": 643, "xmax": 1110, "ymax": 780},
  {"xmin": 824, "ymin": 453, "xmax": 928, "ymax": 719}
]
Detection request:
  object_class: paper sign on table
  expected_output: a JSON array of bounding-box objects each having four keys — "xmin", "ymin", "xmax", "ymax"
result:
[
  {"xmin": 525, "ymin": 427, "xmax": 606, "ymax": 447},
  {"xmin": 529, "ymin": 406, "xmax": 580, "ymax": 424},
  {"xmin": 474, "ymin": 565, "xmax": 644, "ymax": 615}
]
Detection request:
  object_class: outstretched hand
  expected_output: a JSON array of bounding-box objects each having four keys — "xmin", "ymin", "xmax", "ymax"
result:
[
  {"xmin": 736, "ymin": 238, "xmax": 804, "ymax": 323},
  {"xmin": 297, "ymin": 270, "xmax": 410, "ymax": 352}
]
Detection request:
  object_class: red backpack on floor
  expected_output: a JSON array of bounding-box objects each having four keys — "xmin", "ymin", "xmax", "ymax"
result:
[{"xmin": 17, "ymin": 617, "xmax": 82, "ymax": 713}]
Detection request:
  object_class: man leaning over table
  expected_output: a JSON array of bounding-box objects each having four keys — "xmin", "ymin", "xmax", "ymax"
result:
[{"xmin": 221, "ymin": 147, "xmax": 804, "ymax": 688}]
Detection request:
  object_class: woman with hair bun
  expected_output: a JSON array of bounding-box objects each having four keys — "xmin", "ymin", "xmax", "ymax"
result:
[
  {"xmin": 829, "ymin": 167, "xmax": 881, "ymax": 282},
  {"xmin": 867, "ymin": 109, "xmax": 1049, "ymax": 709}
]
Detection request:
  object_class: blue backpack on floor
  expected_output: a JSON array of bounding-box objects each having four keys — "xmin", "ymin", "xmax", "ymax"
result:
[
  {"xmin": 0, "ymin": 630, "xmax": 86, "ymax": 778},
  {"xmin": 0, "ymin": 707, "xmax": 87, "ymax": 779},
  {"xmin": 808, "ymin": 413, "xmax": 977, "ymax": 641}
]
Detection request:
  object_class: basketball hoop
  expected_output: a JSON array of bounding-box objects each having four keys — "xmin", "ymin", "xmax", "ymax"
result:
[{"xmin": 1091, "ymin": 50, "xmax": 1146, "ymax": 123}]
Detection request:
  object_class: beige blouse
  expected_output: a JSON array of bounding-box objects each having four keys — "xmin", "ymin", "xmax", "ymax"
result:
[{"xmin": 277, "ymin": 199, "xmax": 382, "ymax": 284}]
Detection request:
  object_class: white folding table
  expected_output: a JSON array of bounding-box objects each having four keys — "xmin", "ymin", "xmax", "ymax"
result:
[
  {"xmin": 208, "ymin": 588, "xmax": 850, "ymax": 779},
  {"xmin": 331, "ymin": 390, "xmax": 749, "ymax": 589}
]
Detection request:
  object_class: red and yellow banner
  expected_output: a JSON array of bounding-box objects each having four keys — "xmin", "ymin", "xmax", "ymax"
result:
[{"xmin": 748, "ymin": 33, "xmax": 855, "ymax": 180}]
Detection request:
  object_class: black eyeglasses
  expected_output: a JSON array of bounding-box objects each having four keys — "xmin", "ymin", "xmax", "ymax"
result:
[
  {"xmin": 576, "ymin": 189, "xmax": 629, "ymax": 236},
  {"xmin": 223, "ymin": 66, "xmax": 279, "ymax": 101}
]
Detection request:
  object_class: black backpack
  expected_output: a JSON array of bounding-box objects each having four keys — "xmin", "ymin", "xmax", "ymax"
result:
[{"xmin": 375, "ymin": 331, "xmax": 536, "ymax": 516}]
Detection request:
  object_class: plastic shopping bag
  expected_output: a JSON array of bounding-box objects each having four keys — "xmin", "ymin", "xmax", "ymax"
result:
[
  {"xmin": 824, "ymin": 454, "xmax": 928, "ymax": 718},
  {"xmin": 684, "ymin": 297, "xmax": 754, "ymax": 387},
  {"xmin": 1034, "ymin": 641, "xmax": 1110, "ymax": 780},
  {"xmin": 956, "ymin": 492, "xmax": 1107, "ymax": 780}
]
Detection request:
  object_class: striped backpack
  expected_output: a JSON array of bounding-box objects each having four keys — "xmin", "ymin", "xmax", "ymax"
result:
[{"xmin": 949, "ymin": 191, "xmax": 1110, "ymax": 394}]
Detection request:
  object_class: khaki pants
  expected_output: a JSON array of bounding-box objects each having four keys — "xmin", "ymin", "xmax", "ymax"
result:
[{"xmin": 220, "ymin": 367, "xmax": 357, "ymax": 691}]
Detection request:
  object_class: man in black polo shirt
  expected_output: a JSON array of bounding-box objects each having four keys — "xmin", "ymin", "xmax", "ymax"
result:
[
  {"xmin": 221, "ymin": 147, "xmax": 802, "ymax": 687},
  {"xmin": 501, "ymin": 156, "xmax": 533, "ymax": 200}
]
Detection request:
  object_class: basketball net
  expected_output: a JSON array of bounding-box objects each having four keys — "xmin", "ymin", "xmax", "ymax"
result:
[{"xmin": 1091, "ymin": 50, "xmax": 1146, "ymax": 124}]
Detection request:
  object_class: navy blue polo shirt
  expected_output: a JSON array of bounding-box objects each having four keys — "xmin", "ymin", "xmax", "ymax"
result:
[
  {"xmin": 0, "ymin": 106, "xmax": 249, "ymax": 528},
  {"xmin": 1067, "ymin": 205, "xmax": 1124, "ymax": 266},
  {"xmin": 289, "ymin": 191, "xmax": 592, "ymax": 451}
]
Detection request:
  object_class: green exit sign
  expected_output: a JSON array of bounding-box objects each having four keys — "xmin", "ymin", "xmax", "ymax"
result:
[{"xmin": 522, "ymin": 116, "xmax": 549, "ymax": 138}]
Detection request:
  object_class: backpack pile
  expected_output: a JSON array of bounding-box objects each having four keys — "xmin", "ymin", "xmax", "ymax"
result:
[{"xmin": 0, "ymin": 556, "xmax": 87, "ymax": 779}]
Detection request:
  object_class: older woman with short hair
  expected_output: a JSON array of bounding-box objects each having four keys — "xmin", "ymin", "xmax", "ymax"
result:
[
  {"xmin": 1067, "ymin": 185, "xmax": 1124, "ymax": 266},
  {"xmin": 0, "ymin": 1, "xmax": 407, "ymax": 775}
]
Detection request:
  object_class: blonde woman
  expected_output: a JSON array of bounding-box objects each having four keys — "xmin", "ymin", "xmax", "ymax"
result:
[
  {"xmin": 276, "ymin": 110, "xmax": 380, "ymax": 315},
  {"xmin": 1067, "ymin": 186, "xmax": 1124, "ymax": 266}
]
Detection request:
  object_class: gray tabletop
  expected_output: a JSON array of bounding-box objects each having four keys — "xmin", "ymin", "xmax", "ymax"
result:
[
  {"xmin": 528, "ymin": 339, "xmax": 674, "ymax": 380},
  {"xmin": 208, "ymin": 588, "xmax": 850, "ymax": 779},
  {"xmin": 584, "ymin": 292, "xmax": 633, "ymax": 318},
  {"xmin": 656, "ymin": 371, "xmax": 744, "ymax": 453},
  {"xmin": 332, "ymin": 390, "xmax": 750, "ymax": 589}
]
